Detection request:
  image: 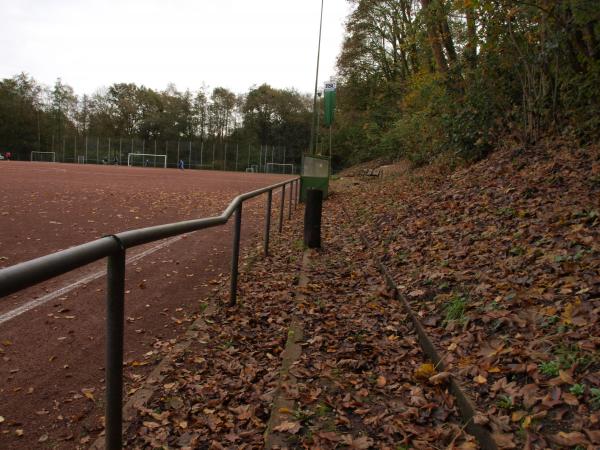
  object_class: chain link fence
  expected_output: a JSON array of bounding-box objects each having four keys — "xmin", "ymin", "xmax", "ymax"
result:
[{"xmin": 22, "ymin": 135, "xmax": 300, "ymax": 173}]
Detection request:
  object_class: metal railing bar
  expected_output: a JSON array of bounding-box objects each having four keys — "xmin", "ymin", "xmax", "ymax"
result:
[
  {"xmin": 0, "ymin": 175, "xmax": 299, "ymax": 450},
  {"xmin": 0, "ymin": 237, "xmax": 120, "ymax": 298},
  {"xmin": 0, "ymin": 177, "xmax": 298, "ymax": 298},
  {"xmin": 116, "ymin": 216, "xmax": 227, "ymax": 248}
]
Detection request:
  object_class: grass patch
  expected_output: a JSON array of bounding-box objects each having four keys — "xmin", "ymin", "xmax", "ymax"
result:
[{"xmin": 443, "ymin": 294, "xmax": 468, "ymax": 326}]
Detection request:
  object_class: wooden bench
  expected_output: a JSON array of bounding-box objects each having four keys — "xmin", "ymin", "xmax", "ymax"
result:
[{"xmin": 361, "ymin": 168, "xmax": 382, "ymax": 177}]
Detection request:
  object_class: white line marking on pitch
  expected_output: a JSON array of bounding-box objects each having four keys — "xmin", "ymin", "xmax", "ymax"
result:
[{"xmin": 0, "ymin": 235, "xmax": 185, "ymax": 326}]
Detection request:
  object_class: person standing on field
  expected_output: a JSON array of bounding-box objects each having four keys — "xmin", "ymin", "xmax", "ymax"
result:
[{"xmin": 178, "ymin": 159, "xmax": 184, "ymax": 170}]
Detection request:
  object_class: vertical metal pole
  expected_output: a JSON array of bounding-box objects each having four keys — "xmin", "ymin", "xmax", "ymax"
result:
[
  {"xmin": 62, "ymin": 136, "xmax": 66, "ymax": 162},
  {"xmin": 229, "ymin": 203, "xmax": 243, "ymax": 306},
  {"xmin": 329, "ymin": 126, "xmax": 332, "ymax": 163},
  {"xmin": 105, "ymin": 247, "xmax": 126, "ymax": 450},
  {"xmin": 154, "ymin": 140, "xmax": 157, "ymax": 167},
  {"xmin": 288, "ymin": 181, "xmax": 293, "ymax": 220},
  {"xmin": 74, "ymin": 135, "xmax": 77, "ymax": 162},
  {"xmin": 85, "ymin": 135, "xmax": 88, "ymax": 163},
  {"xmin": 165, "ymin": 141, "xmax": 168, "ymax": 167},
  {"xmin": 96, "ymin": 137, "xmax": 99, "ymax": 164},
  {"xmin": 235, "ymin": 144, "xmax": 238, "ymax": 171},
  {"xmin": 247, "ymin": 144, "xmax": 251, "ymax": 169},
  {"xmin": 283, "ymin": 146, "xmax": 286, "ymax": 165},
  {"xmin": 119, "ymin": 138, "xmax": 122, "ymax": 165},
  {"xmin": 212, "ymin": 142, "xmax": 215, "ymax": 169},
  {"xmin": 176, "ymin": 141, "xmax": 180, "ymax": 164},
  {"xmin": 264, "ymin": 190, "xmax": 272, "ymax": 257},
  {"xmin": 224, "ymin": 143, "xmax": 227, "ymax": 171},
  {"xmin": 278, "ymin": 184, "xmax": 285, "ymax": 233},
  {"xmin": 304, "ymin": 189, "xmax": 323, "ymax": 248},
  {"xmin": 188, "ymin": 141, "xmax": 192, "ymax": 168},
  {"xmin": 200, "ymin": 140, "xmax": 204, "ymax": 167},
  {"xmin": 310, "ymin": 0, "xmax": 325, "ymax": 155},
  {"xmin": 108, "ymin": 137, "xmax": 111, "ymax": 162}
]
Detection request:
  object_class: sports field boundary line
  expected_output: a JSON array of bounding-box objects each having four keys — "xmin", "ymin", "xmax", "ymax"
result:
[{"xmin": 0, "ymin": 235, "xmax": 184, "ymax": 326}]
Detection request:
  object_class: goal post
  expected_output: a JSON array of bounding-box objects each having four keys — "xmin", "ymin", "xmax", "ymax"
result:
[
  {"xmin": 127, "ymin": 153, "xmax": 167, "ymax": 168},
  {"xmin": 265, "ymin": 163, "xmax": 295, "ymax": 174},
  {"xmin": 31, "ymin": 151, "xmax": 56, "ymax": 162}
]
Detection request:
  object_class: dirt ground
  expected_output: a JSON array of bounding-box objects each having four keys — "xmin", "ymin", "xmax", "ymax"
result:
[{"xmin": 0, "ymin": 161, "xmax": 292, "ymax": 449}]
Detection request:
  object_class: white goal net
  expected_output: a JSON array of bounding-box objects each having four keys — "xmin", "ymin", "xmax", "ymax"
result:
[
  {"xmin": 127, "ymin": 153, "xmax": 167, "ymax": 168},
  {"xmin": 265, "ymin": 163, "xmax": 295, "ymax": 174},
  {"xmin": 31, "ymin": 151, "xmax": 56, "ymax": 162}
]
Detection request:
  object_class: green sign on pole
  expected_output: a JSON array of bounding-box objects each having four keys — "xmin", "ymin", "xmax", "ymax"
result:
[{"xmin": 324, "ymin": 81, "xmax": 336, "ymax": 127}]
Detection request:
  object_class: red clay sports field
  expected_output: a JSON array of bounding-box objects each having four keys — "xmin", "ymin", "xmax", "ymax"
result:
[{"xmin": 0, "ymin": 161, "xmax": 291, "ymax": 448}]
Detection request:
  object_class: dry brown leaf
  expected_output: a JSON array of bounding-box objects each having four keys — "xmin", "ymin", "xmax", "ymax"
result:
[
  {"xmin": 511, "ymin": 411, "xmax": 527, "ymax": 422},
  {"xmin": 549, "ymin": 431, "xmax": 588, "ymax": 446},
  {"xmin": 584, "ymin": 429, "xmax": 600, "ymax": 444},
  {"xmin": 491, "ymin": 432, "xmax": 516, "ymax": 448},
  {"xmin": 429, "ymin": 371, "xmax": 452, "ymax": 385},
  {"xmin": 81, "ymin": 388, "xmax": 95, "ymax": 401},
  {"xmin": 273, "ymin": 420, "xmax": 301, "ymax": 434},
  {"xmin": 340, "ymin": 434, "xmax": 373, "ymax": 449},
  {"xmin": 474, "ymin": 375, "xmax": 487, "ymax": 384},
  {"xmin": 414, "ymin": 363, "xmax": 436, "ymax": 380}
]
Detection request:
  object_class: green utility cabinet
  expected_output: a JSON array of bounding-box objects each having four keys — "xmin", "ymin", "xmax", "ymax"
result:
[{"xmin": 300, "ymin": 155, "xmax": 330, "ymax": 202}]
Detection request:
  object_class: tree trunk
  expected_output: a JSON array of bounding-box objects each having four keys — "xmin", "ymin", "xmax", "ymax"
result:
[
  {"xmin": 421, "ymin": 0, "xmax": 448, "ymax": 73},
  {"xmin": 438, "ymin": 1, "xmax": 457, "ymax": 64},
  {"xmin": 465, "ymin": 6, "xmax": 478, "ymax": 68}
]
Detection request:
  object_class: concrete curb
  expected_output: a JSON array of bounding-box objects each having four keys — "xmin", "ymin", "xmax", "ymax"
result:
[
  {"xmin": 263, "ymin": 250, "xmax": 310, "ymax": 449},
  {"xmin": 341, "ymin": 205, "xmax": 499, "ymax": 450}
]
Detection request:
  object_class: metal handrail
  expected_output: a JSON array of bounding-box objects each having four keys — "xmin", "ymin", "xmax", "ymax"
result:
[{"xmin": 0, "ymin": 175, "xmax": 300, "ymax": 450}]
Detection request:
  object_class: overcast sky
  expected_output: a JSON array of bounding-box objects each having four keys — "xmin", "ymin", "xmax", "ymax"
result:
[{"xmin": 0, "ymin": 0, "xmax": 351, "ymax": 96}]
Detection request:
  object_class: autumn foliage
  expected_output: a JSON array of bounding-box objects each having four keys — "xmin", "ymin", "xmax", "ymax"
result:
[{"xmin": 332, "ymin": 0, "xmax": 600, "ymax": 167}]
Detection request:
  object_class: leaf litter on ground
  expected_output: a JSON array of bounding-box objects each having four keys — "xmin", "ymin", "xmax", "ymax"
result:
[{"xmin": 337, "ymin": 139, "xmax": 600, "ymax": 448}]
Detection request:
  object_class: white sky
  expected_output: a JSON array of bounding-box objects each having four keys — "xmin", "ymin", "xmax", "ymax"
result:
[{"xmin": 0, "ymin": 0, "xmax": 351, "ymax": 96}]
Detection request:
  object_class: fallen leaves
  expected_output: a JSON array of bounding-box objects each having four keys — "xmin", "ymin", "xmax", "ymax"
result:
[
  {"xmin": 81, "ymin": 388, "xmax": 95, "ymax": 401},
  {"xmin": 414, "ymin": 363, "xmax": 436, "ymax": 380},
  {"xmin": 549, "ymin": 431, "xmax": 589, "ymax": 446},
  {"xmin": 341, "ymin": 142, "xmax": 600, "ymax": 448},
  {"xmin": 273, "ymin": 420, "xmax": 301, "ymax": 434}
]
